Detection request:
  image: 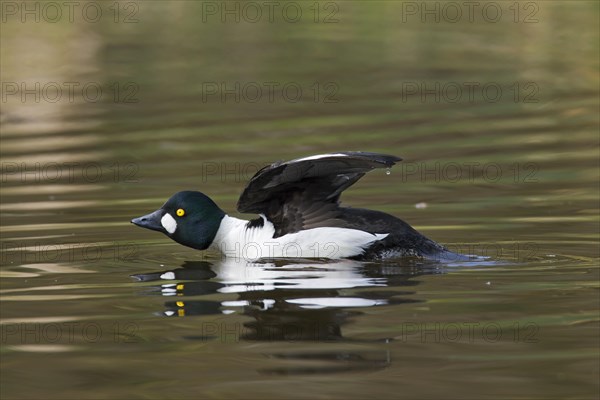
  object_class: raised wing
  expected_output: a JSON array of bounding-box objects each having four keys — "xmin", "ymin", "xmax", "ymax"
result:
[{"xmin": 237, "ymin": 152, "xmax": 402, "ymax": 237}]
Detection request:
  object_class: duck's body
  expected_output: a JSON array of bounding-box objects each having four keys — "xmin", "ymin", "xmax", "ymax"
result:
[
  {"xmin": 210, "ymin": 214, "xmax": 389, "ymax": 259},
  {"xmin": 132, "ymin": 152, "xmax": 458, "ymax": 261}
]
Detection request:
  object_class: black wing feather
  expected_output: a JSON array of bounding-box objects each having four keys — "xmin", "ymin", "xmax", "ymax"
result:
[{"xmin": 237, "ymin": 152, "xmax": 402, "ymax": 237}]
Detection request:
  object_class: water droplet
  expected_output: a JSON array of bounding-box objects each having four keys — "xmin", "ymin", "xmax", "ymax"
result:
[{"xmin": 385, "ymin": 168, "xmax": 391, "ymax": 175}]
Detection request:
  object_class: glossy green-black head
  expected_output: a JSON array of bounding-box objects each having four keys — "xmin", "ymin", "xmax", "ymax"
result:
[{"xmin": 131, "ymin": 191, "xmax": 225, "ymax": 250}]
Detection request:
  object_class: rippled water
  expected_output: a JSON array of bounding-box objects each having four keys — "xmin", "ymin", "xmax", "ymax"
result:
[{"xmin": 1, "ymin": 1, "xmax": 599, "ymax": 399}]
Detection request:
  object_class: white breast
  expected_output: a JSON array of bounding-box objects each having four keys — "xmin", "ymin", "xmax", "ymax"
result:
[{"xmin": 210, "ymin": 215, "xmax": 388, "ymax": 260}]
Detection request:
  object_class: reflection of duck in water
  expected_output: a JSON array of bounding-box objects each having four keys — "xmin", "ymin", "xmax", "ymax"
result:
[
  {"xmin": 133, "ymin": 259, "xmax": 428, "ymax": 341},
  {"xmin": 133, "ymin": 258, "xmax": 441, "ymax": 375},
  {"xmin": 132, "ymin": 152, "xmax": 468, "ymax": 260}
]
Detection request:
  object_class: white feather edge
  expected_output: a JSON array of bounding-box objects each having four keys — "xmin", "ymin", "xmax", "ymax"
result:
[
  {"xmin": 209, "ymin": 215, "xmax": 388, "ymax": 260},
  {"xmin": 290, "ymin": 153, "xmax": 348, "ymax": 162}
]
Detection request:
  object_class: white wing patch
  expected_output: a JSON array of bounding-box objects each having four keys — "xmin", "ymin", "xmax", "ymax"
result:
[
  {"xmin": 292, "ymin": 153, "xmax": 348, "ymax": 162},
  {"xmin": 210, "ymin": 215, "xmax": 388, "ymax": 260},
  {"xmin": 161, "ymin": 213, "xmax": 177, "ymax": 234}
]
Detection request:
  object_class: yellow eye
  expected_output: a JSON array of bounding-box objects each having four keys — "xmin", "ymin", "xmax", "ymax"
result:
[{"xmin": 176, "ymin": 208, "xmax": 185, "ymax": 217}]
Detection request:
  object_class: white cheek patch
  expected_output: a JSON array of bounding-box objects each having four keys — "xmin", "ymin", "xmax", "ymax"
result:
[{"xmin": 161, "ymin": 213, "xmax": 177, "ymax": 234}]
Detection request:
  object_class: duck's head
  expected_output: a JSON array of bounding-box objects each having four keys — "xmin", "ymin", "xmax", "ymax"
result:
[{"xmin": 131, "ymin": 191, "xmax": 225, "ymax": 250}]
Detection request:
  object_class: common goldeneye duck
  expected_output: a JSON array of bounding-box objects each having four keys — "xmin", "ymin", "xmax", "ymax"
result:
[{"xmin": 131, "ymin": 152, "xmax": 460, "ymax": 261}]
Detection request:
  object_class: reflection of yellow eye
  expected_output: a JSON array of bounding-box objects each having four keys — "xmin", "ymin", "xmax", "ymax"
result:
[{"xmin": 176, "ymin": 208, "xmax": 185, "ymax": 217}]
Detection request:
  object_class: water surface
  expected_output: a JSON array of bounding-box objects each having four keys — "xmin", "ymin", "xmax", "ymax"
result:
[{"xmin": 1, "ymin": 1, "xmax": 599, "ymax": 399}]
